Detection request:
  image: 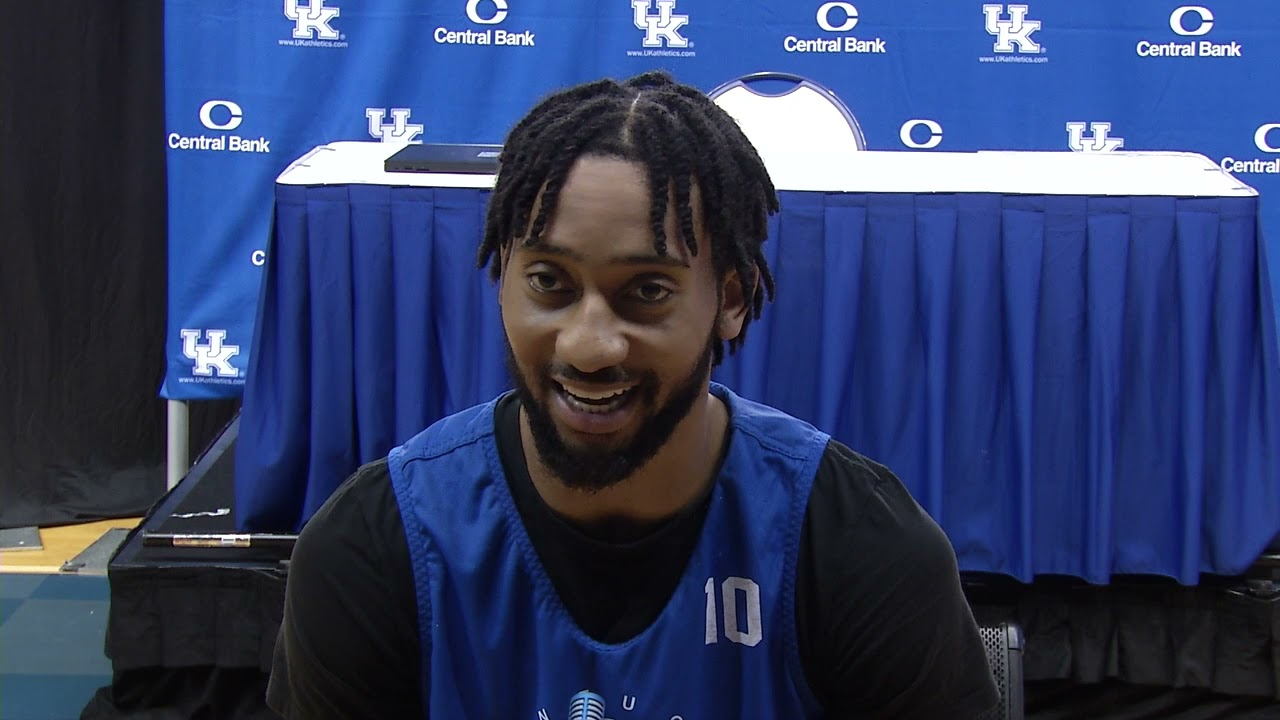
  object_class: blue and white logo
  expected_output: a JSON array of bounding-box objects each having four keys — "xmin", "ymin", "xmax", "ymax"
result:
[
  {"xmin": 568, "ymin": 690, "xmax": 607, "ymax": 720},
  {"xmin": 983, "ymin": 4, "xmax": 1041, "ymax": 54},
  {"xmin": 281, "ymin": 0, "xmax": 347, "ymax": 48},
  {"xmin": 629, "ymin": 0, "xmax": 693, "ymax": 57},
  {"xmin": 1220, "ymin": 123, "xmax": 1280, "ymax": 176},
  {"xmin": 465, "ymin": 0, "xmax": 507, "ymax": 24},
  {"xmin": 1136, "ymin": 6, "xmax": 1241, "ymax": 59},
  {"xmin": 783, "ymin": 3, "xmax": 887, "ymax": 54},
  {"xmin": 366, "ymin": 108, "xmax": 424, "ymax": 143},
  {"xmin": 436, "ymin": 0, "xmax": 536, "ymax": 47},
  {"xmin": 1066, "ymin": 121, "xmax": 1124, "ymax": 153},
  {"xmin": 286, "ymin": 0, "xmax": 338, "ymax": 39},
  {"xmin": 169, "ymin": 100, "xmax": 271, "ymax": 154},
  {"xmin": 1255, "ymin": 124, "xmax": 1280, "ymax": 154},
  {"xmin": 199, "ymin": 100, "xmax": 242, "ymax": 131},
  {"xmin": 181, "ymin": 329, "xmax": 241, "ymax": 379},
  {"xmin": 900, "ymin": 119, "xmax": 943, "ymax": 149}
]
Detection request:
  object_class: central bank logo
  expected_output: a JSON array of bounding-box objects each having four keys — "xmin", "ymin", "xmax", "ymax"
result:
[
  {"xmin": 900, "ymin": 119, "xmax": 943, "ymax": 149},
  {"xmin": 1220, "ymin": 123, "xmax": 1280, "ymax": 176},
  {"xmin": 818, "ymin": 1, "xmax": 857, "ymax": 31},
  {"xmin": 199, "ymin": 100, "xmax": 242, "ymax": 131},
  {"xmin": 437, "ymin": 0, "xmax": 535, "ymax": 47},
  {"xmin": 169, "ymin": 100, "xmax": 271, "ymax": 154},
  {"xmin": 784, "ymin": 3, "xmax": 888, "ymax": 54},
  {"xmin": 281, "ymin": 0, "xmax": 347, "ymax": 48},
  {"xmin": 1170, "ymin": 5, "xmax": 1213, "ymax": 35},
  {"xmin": 1136, "ymin": 6, "xmax": 1242, "ymax": 59},
  {"xmin": 465, "ymin": 0, "xmax": 507, "ymax": 23},
  {"xmin": 181, "ymin": 329, "xmax": 240, "ymax": 379},
  {"xmin": 984, "ymin": 4, "xmax": 1041, "ymax": 53},
  {"xmin": 1066, "ymin": 122, "xmax": 1124, "ymax": 153},
  {"xmin": 633, "ymin": 0, "xmax": 689, "ymax": 48},
  {"xmin": 366, "ymin": 108, "xmax": 423, "ymax": 143},
  {"xmin": 1255, "ymin": 124, "xmax": 1280, "ymax": 153}
]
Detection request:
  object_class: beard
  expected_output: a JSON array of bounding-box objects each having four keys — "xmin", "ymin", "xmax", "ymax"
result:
[{"xmin": 506, "ymin": 329, "xmax": 717, "ymax": 494}]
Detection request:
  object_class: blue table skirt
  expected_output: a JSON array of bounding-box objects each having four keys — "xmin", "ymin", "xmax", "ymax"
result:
[{"xmin": 237, "ymin": 183, "xmax": 1280, "ymax": 585}]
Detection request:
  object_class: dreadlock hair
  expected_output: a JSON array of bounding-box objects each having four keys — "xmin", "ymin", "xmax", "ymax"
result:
[{"xmin": 476, "ymin": 71, "xmax": 780, "ymax": 366}]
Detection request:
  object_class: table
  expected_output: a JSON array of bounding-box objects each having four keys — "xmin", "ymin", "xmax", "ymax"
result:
[{"xmin": 236, "ymin": 141, "xmax": 1280, "ymax": 585}]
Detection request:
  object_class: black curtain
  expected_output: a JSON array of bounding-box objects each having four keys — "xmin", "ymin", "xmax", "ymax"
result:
[{"xmin": 0, "ymin": 0, "xmax": 237, "ymax": 529}]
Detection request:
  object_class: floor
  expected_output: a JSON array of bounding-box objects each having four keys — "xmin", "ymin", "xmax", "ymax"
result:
[{"xmin": 1, "ymin": 519, "xmax": 140, "ymax": 720}]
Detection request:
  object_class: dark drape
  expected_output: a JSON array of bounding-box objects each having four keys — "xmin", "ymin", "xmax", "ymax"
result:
[{"xmin": 0, "ymin": 0, "xmax": 237, "ymax": 529}]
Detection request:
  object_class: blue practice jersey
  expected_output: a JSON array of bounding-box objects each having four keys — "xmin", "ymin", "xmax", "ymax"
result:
[{"xmin": 388, "ymin": 383, "xmax": 831, "ymax": 719}]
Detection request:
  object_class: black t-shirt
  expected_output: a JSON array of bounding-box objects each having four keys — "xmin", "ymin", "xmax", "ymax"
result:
[{"xmin": 267, "ymin": 393, "xmax": 1000, "ymax": 719}]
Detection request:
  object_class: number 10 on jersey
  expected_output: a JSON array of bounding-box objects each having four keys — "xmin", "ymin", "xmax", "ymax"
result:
[{"xmin": 704, "ymin": 576, "xmax": 763, "ymax": 647}]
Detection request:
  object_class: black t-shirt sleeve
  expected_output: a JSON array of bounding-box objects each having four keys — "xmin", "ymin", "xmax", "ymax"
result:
[
  {"xmin": 797, "ymin": 440, "xmax": 1001, "ymax": 719},
  {"xmin": 265, "ymin": 459, "xmax": 423, "ymax": 719}
]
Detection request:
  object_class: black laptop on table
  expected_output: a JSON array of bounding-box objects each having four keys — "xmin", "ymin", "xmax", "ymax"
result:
[{"xmin": 384, "ymin": 143, "xmax": 502, "ymax": 174}]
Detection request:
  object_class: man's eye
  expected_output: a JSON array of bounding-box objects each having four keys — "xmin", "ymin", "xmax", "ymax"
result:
[
  {"xmin": 528, "ymin": 273, "xmax": 564, "ymax": 292},
  {"xmin": 632, "ymin": 283, "xmax": 673, "ymax": 303}
]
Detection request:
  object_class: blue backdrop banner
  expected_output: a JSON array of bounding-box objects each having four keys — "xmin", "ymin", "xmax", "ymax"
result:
[{"xmin": 162, "ymin": 0, "xmax": 1280, "ymax": 398}]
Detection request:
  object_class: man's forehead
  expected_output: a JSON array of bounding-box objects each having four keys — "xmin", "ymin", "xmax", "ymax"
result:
[{"xmin": 514, "ymin": 237, "xmax": 691, "ymax": 269}]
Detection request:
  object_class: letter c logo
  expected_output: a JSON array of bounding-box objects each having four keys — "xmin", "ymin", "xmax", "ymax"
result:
[
  {"xmin": 900, "ymin": 119, "xmax": 943, "ymax": 149},
  {"xmin": 199, "ymin": 100, "xmax": 243, "ymax": 131},
  {"xmin": 466, "ymin": 0, "xmax": 508, "ymax": 24},
  {"xmin": 1169, "ymin": 6, "xmax": 1213, "ymax": 36},
  {"xmin": 817, "ymin": 2, "xmax": 858, "ymax": 32}
]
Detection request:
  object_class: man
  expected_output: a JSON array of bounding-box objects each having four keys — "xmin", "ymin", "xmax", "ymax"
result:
[{"xmin": 267, "ymin": 72, "xmax": 1000, "ymax": 719}]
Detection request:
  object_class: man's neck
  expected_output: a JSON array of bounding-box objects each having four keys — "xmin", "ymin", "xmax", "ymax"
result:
[{"xmin": 520, "ymin": 390, "xmax": 729, "ymax": 529}]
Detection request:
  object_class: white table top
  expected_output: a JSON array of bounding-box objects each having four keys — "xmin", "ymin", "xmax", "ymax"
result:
[{"xmin": 277, "ymin": 141, "xmax": 1257, "ymax": 198}]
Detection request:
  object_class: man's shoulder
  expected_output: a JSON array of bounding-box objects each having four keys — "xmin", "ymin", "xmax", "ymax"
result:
[
  {"xmin": 808, "ymin": 438, "xmax": 943, "ymax": 548},
  {"xmin": 812, "ymin": 438, "xmax": 901, "ymax": 503},
  {"xmin": 716, "ymin": 386, "xmax": 831, "ymax": 468},
  {"xmin": 301, "ymin": 457, "xmax": 399, "ymax": 541}
]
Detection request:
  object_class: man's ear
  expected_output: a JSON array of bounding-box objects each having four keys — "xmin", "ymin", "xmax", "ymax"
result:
[{"xmin": 717, "ymin": 267, "xmax": 752, "ymax": 343}]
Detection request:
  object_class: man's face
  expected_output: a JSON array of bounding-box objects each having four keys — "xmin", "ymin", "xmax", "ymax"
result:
[{"xmin": 500, "ymin": 154, "xmax": 742, "ymax": 492}]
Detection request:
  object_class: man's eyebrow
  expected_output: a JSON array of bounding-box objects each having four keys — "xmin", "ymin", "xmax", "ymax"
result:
[{"xmin": 521, "ymin": 243, "xmax": 690, "ymax": 269}]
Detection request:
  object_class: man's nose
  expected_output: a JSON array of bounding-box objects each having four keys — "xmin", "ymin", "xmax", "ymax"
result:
[{"xmin": 555, "ymin": 292, "xmax": 629, "ymax": 374}]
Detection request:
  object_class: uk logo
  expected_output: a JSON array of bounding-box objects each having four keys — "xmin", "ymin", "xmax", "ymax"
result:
[
  {"xmin": 181, "ymin": 329, "xmax": 240, "ymax": 378},
  {"xmin": 632, "ymin": 0, "xmax": 689, "ymax": 48},
  {"xmin": 366, "ymin": 108, "xmax": 424, "ymax": 143},
  {"xmin": 285, "ymin": 0, "xmax": 340, "ymax": 40},
  {"xmin": 983, "ymin": 4, "xmax": 1041, "ymax": 54},
  {"xmin": 1066, "ymin": 122, "xmax": 1124, "ymax": 153}
]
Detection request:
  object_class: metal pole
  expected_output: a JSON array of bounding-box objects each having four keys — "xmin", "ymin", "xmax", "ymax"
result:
[{"xmin": 167, "ymin": 400, "xmax": 189, "ymax": 489}]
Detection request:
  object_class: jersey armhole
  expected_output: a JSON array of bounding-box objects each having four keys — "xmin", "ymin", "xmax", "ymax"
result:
[
  {"xmin": 387, "ymin": 445, "xmax": 435, "ymax": 713},
  {"xmin": 781, "ymin": 433, "xmax": 832, "ymax": 714}
]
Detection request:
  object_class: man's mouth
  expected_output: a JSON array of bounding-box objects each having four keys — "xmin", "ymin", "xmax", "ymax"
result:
[{"xmin": 556, "ymin": 381, "xmax": 637, "ymax": 414}]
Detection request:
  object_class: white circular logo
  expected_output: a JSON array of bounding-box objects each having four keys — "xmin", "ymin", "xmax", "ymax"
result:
[
  {"xmin": 199, "ymin": 100, "xmax": 243, "ymax": 131},
  {"xmin": 1169, "ymin": 6, "xmax": 1213, "ymax": 36},
  {"xmin": 900, "ymin": 119, "xmax": 943, "ymax": 149},
  {"xmin": 817, "ymin": 2, "xmax": 858, "ymax": 32},
  {"xmin": 1255, "ymin": 123, "xmax": 1280, "ymax": 153},
  {"xmin": 466, "ymin": 0, "xmax": 508, "ymax": 24}
]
